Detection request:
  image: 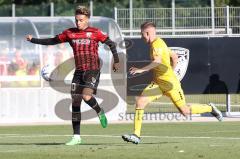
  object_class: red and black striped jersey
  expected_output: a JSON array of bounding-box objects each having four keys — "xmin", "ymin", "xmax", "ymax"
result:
[{"xmin": 57, "ymin": 27, "xmax": 108, "ymax": 71}]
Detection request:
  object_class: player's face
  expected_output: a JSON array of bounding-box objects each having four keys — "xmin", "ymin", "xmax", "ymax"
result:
[
  {"xmin": 141, "ymin": 29, "xmax": 150, "ymax": 43},
  {"xmin": 141, "ymin": 27, "xmax": 156, "ymax": 44},
  {"xmin": 75, "ymin": 14, "xmax": 89, "ymax": 30}
]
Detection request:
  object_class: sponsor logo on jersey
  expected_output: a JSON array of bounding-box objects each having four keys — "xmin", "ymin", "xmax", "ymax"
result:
[{"xmin": 72, "ymin": 39, "xmax": 91, "ymax": 45}]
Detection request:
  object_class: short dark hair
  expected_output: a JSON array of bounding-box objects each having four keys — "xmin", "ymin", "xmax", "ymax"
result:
[
  {"xmin": 75, "ymin": 6, "xmax": 90, "ymax": 18},
  {"xmin": 141, "ymin": 21, "xmax": 156, "ymax": 30}
]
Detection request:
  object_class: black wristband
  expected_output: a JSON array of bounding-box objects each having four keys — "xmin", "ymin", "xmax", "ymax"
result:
[
  {"xmin": 113, "ymin": 54, "xmax": 119, "ymax": 63},
  {"xmin": 30, "ymin": 37, "xmax": 61, "ymax": 45}
]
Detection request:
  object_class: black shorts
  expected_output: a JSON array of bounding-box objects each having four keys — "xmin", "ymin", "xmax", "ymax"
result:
[{"xmin": 71, "ymin": 70, "xmax": 100, "ymax": 95}]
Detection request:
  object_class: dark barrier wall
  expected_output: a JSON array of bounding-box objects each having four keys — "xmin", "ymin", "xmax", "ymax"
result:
[{"xmin": 127, "ymin": 37, "xmax": 240, "ymax": 95}]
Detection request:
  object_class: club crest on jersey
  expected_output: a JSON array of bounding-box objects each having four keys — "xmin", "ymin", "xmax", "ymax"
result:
[
  {"xmin": 101, "ymin": 31, "xmax": 107, "ymax": 35},
  {"xmin": 169, "ymin": 47, "xmax": 190, "ymax": 81},
  {"xmin": 91, "ymin": 77, "xmax": 96, "ymax": 83},
  {"xmin": 86, "ymin": 32, "xmax": 92, "ymax": 38}
]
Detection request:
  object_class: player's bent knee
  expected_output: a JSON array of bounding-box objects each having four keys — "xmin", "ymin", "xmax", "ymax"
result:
[
  {"xmin": 178, "ymin": 106, "xmax": 191, "ymax": 116},
  {"xmin": 82, "ymin": 94, "xmax": 92, "ymax": 101},
  {"xmin": 136, "ymin": 96, "xmax": 149, "ymax": 109}
]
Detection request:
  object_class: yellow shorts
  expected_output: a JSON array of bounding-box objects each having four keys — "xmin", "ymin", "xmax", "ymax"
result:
[{"xmin": 141, "ymin": 81, "xmax": 186, "ymax": 108}]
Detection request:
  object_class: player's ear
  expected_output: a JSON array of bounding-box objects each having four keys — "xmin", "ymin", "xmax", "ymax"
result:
[{"xmin": 85, "ymin": 15, "xmax": 89, "ymax": 21}]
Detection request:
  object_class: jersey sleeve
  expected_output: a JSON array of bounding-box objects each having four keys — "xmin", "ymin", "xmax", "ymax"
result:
[
  {"xmin": 152, "ymin": 46, "xmax": 163, "ymax": 57},
  {"xmin": 97, "ymin": 29, "xmax": 108, "ymax": 42},
  {"xmin": 57, "ymin": 29, "xmax": 69, "ymax": 42},
  {"xmin": 152, "ymin": 40, "xmax": 168, "ymax": 57}
]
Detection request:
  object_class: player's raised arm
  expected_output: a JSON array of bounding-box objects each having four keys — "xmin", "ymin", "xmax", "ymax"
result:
[{"xmin": 25, "ymin": 34, "xmax": 62, "ymax": 45}]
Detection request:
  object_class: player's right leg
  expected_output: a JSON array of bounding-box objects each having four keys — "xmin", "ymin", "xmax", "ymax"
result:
[
  {"xmin": 122, "ymin": 82, "xmax": 162, "ymax": 144},
  {"xmin": 208, "ymin": 103, "xmax": 223, "ymax": 121},
  {"xmin": 65, "ymin": 76, "xmax": 83, "ymax": 146},
  {"xmin": 178, "ymin": 103, "xmax": 223, "ymax": 121},
  {"xmin": 167, "ymin": 88, "xmax": 223, "ymax": 121}
]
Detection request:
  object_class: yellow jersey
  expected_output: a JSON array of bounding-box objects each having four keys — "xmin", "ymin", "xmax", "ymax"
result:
[{"xmin": 150, "ymin": 37, "xmax": 180, "ymax": 91}]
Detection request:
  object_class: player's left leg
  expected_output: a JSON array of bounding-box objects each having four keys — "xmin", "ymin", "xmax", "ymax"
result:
[
  {"xmin": 81, "ymin": 70, "xmax": 108, "ymax": 128},
  {"xmin": 82, "ymin": 88, "xmax": 108, "ymax": 128}
]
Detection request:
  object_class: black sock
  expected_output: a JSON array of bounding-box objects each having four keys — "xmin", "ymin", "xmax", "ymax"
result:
[
  {"xmin": 84, "ymin": 97, "xmax": 101, "ymax": 114},
  {"xmin": 72, "ymin": 105, "xmax": 81, "ymax": 135}
]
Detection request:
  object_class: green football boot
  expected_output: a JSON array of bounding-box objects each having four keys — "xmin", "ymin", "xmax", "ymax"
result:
[
  {"xmin": 98, "ymin": 109, "xmax": 108, "ymax": 128},
  {"xmin": 65, "ymin": 136, "xmax": 82, "ymax": 146}
]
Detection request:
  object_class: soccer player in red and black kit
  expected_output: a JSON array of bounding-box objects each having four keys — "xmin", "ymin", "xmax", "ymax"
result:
[{"xmin": 26, "ymin": 6, "xmax": 120, "ymax": 145}]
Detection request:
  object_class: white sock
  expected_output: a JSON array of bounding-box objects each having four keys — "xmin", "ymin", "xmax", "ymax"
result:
[{"xmin": 73, "ymin": 134, "xmax": 81, "ymax": 139}]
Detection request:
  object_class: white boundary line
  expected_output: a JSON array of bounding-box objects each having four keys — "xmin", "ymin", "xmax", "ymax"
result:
[{"xmin": 0, "ymin": 134, "xmax": 240, "ymax": 140}]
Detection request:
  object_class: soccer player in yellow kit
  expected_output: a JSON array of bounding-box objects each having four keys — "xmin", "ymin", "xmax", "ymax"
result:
[{"xmin": 122, "ymin": 22, "xmax": 223, "ymax": 144}]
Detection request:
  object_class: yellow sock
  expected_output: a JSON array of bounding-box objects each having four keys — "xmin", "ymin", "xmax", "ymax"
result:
[
  {"xmin": 190, "ymin": 104, "xmax": 212, "ymax": 114},
  {"xmin": 134, "ymin": 109, "xmax": 144, "ymax": 137}
]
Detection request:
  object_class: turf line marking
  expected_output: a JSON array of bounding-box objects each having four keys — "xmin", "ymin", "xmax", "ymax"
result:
[
  {"xmin": 142, "ymin": 135, "xmax": 240, "ymax": 140},
  {"xmin": 0, "ymin": 150, "xmax": 23, "ymax": 153},
  {"xmin": 0, "ymin": 134, "xmax": 240, "ymax": 140},
  {"xmin": 209, "ymin": 144, "xmax": 226, "ymax": 147},
  {"xmin": 0, "ymin": 134, "xmax": 21, "ymax": 136},
  {"xmin": 192, "ymin": 130, "xmax": 240, "ymax": 134}
]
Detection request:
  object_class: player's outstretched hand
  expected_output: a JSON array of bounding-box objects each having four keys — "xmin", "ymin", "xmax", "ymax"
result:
[
  {"xmin": 113, "ymin": 62, "xmax": 120, "ymax": 72},
  {"xmin": 26, "ymin": 35, "xmax": 33, "ymax": 41},
  {"xmin": 129, "ymin": 67, "xmax": 145, "ymax": 75}
]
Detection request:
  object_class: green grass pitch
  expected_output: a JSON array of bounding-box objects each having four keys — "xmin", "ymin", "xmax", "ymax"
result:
[{"xmin": 0, "ymin": 122, "xmax": 240, "ymax": 159}]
